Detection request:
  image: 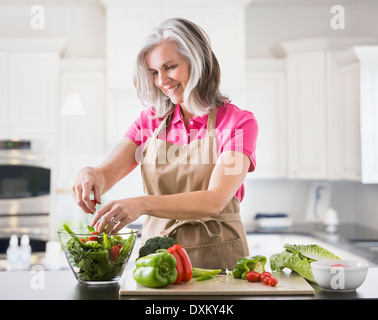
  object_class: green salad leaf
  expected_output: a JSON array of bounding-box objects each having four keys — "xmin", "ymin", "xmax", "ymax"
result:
[
  {"xmin": 270, "ymin": 250, "xmax": 316, "ymax": 283},
  {"xmin": 284, "ymin": 244, "xmax": 341, "ymax": 261},
  {"xmin": 269, "ymin": 243, "xmax": 341, "ymax": 283}
]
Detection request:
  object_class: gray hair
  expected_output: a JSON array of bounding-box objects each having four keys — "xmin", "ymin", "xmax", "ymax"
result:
[{"xmin": 133, "ymin": 17, "xmax": 229, "ymax": 118}]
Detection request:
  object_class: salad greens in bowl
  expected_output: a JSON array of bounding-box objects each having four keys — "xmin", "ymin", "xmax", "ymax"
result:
[{"xmin": 58, "ymin": 224, "xmax": 138, "ymax": 284}]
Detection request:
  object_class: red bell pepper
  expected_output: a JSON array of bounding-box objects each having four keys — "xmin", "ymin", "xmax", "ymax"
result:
[{"xmin": 167, "ymin": 244, "xmax": 193, "ymax": 284}]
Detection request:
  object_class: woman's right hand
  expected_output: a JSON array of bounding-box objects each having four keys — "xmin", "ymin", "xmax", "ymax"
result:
[{"xmin": 72, "ymin": 166, "xmax": 103, "ymax": 214}]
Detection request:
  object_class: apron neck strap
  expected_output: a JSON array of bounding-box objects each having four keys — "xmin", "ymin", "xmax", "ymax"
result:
[
  {"xmin": 152, "ymin": 113, "xmax": 171, "ymax": 139},
  {"xmin": 206, "ymin": 107, "xmax": 217, "ymax": 138},
  {"xmin": 151, "ymin": 106, "xmax": 218, "ymax": 139}
]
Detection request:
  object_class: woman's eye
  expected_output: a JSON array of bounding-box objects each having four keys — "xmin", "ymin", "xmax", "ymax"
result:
[{"xmin": 166, "ymin": 65, "xmax": 177, "ymax": 70}]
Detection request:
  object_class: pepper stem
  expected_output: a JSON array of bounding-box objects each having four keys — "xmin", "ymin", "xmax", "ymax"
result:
[{"xmin": 159, "ymin": 262, "xmax": 171, "ymax": 277}]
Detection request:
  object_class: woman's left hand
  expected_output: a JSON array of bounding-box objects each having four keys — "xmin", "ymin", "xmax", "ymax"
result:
[{"xmin": 90, "ymin": 198, "xmax": 143, "ymax": 234}]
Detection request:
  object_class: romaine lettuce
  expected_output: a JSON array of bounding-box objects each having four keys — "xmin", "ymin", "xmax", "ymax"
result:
[
  {"xmin": 284, "ymin": 244, "xmax": 341, "ymax": 261},
  {"xmin": 269, "ymin": 243, "xmax": 341, "ymax": 283},
  {"xmin": 270, "ymin": 250, "xmax": 316, "ymax": 283}
]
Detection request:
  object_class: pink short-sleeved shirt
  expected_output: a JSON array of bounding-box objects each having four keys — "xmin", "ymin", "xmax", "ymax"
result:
[{"xmin": 124, "ymin": 102, "xmax": 258, "ymax": 202}]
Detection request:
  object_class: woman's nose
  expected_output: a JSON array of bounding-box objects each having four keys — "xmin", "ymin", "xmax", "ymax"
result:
[{"xmin": 156, "ymin": 72, "xmax": 169, "ymax": 87}]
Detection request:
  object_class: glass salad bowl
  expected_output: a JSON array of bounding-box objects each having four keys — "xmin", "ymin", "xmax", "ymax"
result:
[{"xmin": 58, "ymin": 225, "xmax": 138, "ymax": 284}]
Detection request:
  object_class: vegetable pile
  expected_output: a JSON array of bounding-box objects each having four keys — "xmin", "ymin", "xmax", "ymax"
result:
[
  {"xmin": 62, "ymin": 224, "xmax": 136, "ymax": 282},
  {"xmin": 230, "ymin": 255, "xmax": 278, "ymax": 287},
  {"xmin": 133, "ymin": 236, "xmax": 223, "ymax": 288},
  {"xmin": 231, "ymin": 255, "xmax": 267, "ymax": 279},
  {"xmin": 269, "ymin": 244, "xmax": 341, "ymax": 283},
  {"xmin": 132, "ymin": 238, "xmax": 344, "ymax": 289},
  {"xmin": 133, "ymin": 236, "xmax": 277, "ymax": 288}
]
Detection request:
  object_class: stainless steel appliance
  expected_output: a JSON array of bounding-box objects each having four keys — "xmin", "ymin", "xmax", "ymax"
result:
[{"xmin": 0, "ymin": 139, "xmax": 52, "ymax": 253}]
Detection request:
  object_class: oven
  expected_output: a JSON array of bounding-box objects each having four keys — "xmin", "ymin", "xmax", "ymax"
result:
[{"xmin": 0, "ymin": 139, "xmax": 52, "ymax": 253}]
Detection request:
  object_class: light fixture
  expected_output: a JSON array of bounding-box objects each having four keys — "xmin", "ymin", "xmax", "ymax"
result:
[{"xmin": 61, "ymin": 91, "xmax": 85, "ymax": 115}]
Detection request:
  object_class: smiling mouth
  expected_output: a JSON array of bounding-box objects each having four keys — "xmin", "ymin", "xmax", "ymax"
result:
[{"xmin": 165, "ymin": 84, "xmax": 180, "ymax": 95}]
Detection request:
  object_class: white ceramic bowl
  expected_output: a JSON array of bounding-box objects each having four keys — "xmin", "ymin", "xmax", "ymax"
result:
[{"xmin": 311, "ymin": 260, "xmax": 369, "ymax": 292}]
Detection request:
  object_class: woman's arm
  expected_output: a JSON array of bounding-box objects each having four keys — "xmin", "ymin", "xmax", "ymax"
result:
[
  {"xmin": 144, "ymin": 150, "xmax": 250, "ymax": 218},
  {"xmin": 93, "ymin": 150, "xmax": 251, "ymax": 233},
  {"xmin": 72, "ymin": 137, "xmax": 139, "ymax": 213},
  {"xmin": 97, "ymin": 137, "xmax": 139, "ymax": 193}
]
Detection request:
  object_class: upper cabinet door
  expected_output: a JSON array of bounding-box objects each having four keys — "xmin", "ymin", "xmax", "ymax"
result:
[
  {"xmin": 0, "ymin": 38, "xmax": 66, "ymax": 138},
  {"xmin": 354, "ymin": 46, "xmax": 378, "ymax": 183},
  {"xmin": 335, "ymin": 46, "xmax": 378, "ymax": 184},
  {"xmin": 245, "ymin": 59, "xmax": 287, "ymax": 179},
  {"xmin": 8, "ymin": 52, "xmax": 59, "ymax": 134},
  {"xmin": 286, "ymin": 51, "xmax": 328, "ymax": 179}
]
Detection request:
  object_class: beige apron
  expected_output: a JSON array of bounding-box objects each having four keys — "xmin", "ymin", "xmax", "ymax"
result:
[{"xmin": 140, "ymin": 107, "xmax": 249, "ymax": 269}]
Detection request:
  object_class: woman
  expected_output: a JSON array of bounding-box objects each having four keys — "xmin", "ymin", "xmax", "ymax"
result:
[{"xmin": 72, "ymin": 17, "xmax": 258, "ymax": 269}]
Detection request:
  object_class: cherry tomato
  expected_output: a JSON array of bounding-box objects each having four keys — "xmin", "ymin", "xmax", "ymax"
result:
[
  {"xmin": 80, "ymin": 238, "xmax": 86, "ymax": 243},
  {"xmin": 88, "ymin": 231, "xmax": 98, "ymax": 241},
  {"xmin": 87, "ymin": 199, "xmax": 97, "ymax": 214},
  {"xmin": 246, "ymin": 271, "xmax": 261, "ymax": 282},
  {"xmin": 261, "ymin": 271, "xmax": 272, "ymax": 278},
  {"xmin": 96, "ymin": 222, "xmax": 101, "ymax": 233},
  {"xmin": 262, "ymin": 276, "xmax": 271, "ymax": 285},
  {"xmin": 268, "ymin": 277, "xmax": 278, "ymax": 287},
  {"xmin": 332, "ymin": 264, "xmax": 349, "ymax": 267},
  {"xmin": 110, "ymin": 244, "xmax": 120, "ymax": 260}
]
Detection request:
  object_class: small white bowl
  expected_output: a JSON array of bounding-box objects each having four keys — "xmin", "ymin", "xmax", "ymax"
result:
[{"xmin": 311, "ymin": 260, "xmax": 369, "ymax": 292}]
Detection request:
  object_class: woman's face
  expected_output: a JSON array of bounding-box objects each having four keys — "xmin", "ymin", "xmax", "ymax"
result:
[{"xmin": 146, "ymin": 40, "xmax": 190, "ymax": 106}]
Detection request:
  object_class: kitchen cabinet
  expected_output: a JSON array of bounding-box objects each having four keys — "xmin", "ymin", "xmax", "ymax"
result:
[
  {"xmin": 247, "ymin": 37, "xmax": 378, "ymax": 181},
  {"xmin": 286, "ymin": 51, "xmax": 329, "ymax": 179},
  {"xmin": 337, "ymin": 57, "xmax": 361, "ymax": 181},
  {"xmin": 279, "ymin": 38, "xmax": 358, "ymax": 180},
  {"xmin": 0, "ymin": 38, "xmax": 66, "ymax": 139},
  {"xmin": 336, "ymin": 46, "xmax": 378, "ymax": 183},
  {"xmin": 245, "ymin": 59, "xmax": 287, "ymax": 179}
]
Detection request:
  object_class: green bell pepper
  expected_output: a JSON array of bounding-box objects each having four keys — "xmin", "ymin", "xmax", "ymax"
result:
[
  {"xmin": 232, "ymin": 255, "xmax": 267, "ymax": 279},
  {"xmin": 133, "ymin": 251, "xmax": 177, "ymax": 288}
]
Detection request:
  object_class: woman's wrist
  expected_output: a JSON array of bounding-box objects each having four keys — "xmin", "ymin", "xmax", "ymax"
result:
[
  {"xmin": 136, "ymin": 195, "xmax": 154, "ymax": 217},
  {"xmin": 93, "ymin": 166, "xmax": 109, "ymax": 195},
  {"xmin": 138, "ymin": 191, "xmax": 221, "ymax": 220}
]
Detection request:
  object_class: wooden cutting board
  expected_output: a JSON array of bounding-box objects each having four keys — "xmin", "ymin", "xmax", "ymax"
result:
[{"xmin": 119, "ymin": 270, "xmax": 315, "ymax": 296}]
